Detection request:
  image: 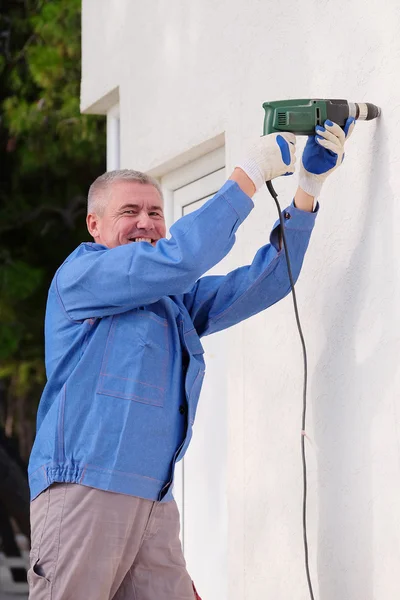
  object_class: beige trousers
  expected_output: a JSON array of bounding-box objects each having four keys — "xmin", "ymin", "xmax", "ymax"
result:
[{"xmin": 28, "ymin": 483, "xmax": 197, "ymax": 600}]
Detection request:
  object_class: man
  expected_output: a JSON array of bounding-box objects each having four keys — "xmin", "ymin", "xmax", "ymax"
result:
[{"xmin": 27, "ymin": 119, "xmax": 354, "ymax": 600}]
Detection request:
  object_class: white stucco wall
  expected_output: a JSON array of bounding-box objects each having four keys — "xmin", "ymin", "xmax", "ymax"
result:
[{"xmin": 81, "ymin": 1, "xmax": 400, "ymax": 598}]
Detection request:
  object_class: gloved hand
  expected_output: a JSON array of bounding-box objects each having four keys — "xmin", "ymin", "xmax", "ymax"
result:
[
  {"xmin": 299, "ymin": 117, "xmax": 355, "ymax": 198},
  {"xmin": 236, "ymin": 132, "xmax": 296, "ymax": 192}
]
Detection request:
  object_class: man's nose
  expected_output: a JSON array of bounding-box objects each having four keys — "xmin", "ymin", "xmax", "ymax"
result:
[{"xmin": 136, "ymin": 213, "xmax": 154, "ymax": 230}]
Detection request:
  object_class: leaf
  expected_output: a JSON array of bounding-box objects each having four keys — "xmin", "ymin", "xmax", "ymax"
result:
[
  {"xmin": 0, "ymin": 0, "xmax": 105, "ymax": 440},
  {"xmin": 0, "ymin": 261, "xmax": 43, "ymax": 302}
]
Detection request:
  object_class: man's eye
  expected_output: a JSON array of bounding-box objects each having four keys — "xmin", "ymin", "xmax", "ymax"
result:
[
  {"xmin": 150, "ymin": 212, "xmax": 162, "ymax": 217},
  {"xmin": 124, "ymin": 210, "xmax": 136, "ymax": 215}
]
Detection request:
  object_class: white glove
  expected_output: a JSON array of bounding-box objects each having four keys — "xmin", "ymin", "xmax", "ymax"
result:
[
  {"xmin": 236, "ymin": 132, "xmax": 296, "ymax": 191},
  {"xmin": 299, "ymin": 117, "xmax": 355, "ymax": 197}
]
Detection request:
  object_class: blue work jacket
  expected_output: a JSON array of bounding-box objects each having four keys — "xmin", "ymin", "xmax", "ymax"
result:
[{"xmin": 28, "ymin": 181, "xmax": 317, "ymax": 502}]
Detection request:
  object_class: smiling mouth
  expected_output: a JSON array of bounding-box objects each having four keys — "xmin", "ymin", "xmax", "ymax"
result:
[{"xmin": 128, "ymin": 237, "xmax": 155, "ymax": 244}]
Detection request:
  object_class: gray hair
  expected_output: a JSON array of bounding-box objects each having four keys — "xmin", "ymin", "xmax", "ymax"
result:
[{"xmin": 87, "ymin": 169, "xmax": 163, "ymax": 216}]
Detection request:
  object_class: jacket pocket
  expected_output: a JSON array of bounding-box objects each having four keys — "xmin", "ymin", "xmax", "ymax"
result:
[{"xmin": 97, "ymin": 310, "xmax": 169, "ymax": 407}]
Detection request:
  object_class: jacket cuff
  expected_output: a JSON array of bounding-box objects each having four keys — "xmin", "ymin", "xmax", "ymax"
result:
[
  {"xmin": 270, "ymin": 200, "xmax": 319, "ymax": 250},
  {"xmin": 279, "ymin": 199, "xmax": 319, "ymax": 230},
  {"xmin": 219, "ymin": 180, "xmax": 254, "ymax": 223}
]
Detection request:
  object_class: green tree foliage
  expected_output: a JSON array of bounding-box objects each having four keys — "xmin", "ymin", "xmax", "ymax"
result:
[{"xmin": 0, "ymin": 0, "xmax": 106, "ymax": 461}]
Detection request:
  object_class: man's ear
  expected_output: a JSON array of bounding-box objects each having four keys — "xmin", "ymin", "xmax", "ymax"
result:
[{"xmin": 86, "ymin": 213, "xmax": 100, "ymax": 241}]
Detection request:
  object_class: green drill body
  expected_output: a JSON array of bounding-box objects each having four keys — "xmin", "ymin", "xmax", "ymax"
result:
[{"xmin": 263, "ymin": 98, "xmax": 381, "ymax": 136}]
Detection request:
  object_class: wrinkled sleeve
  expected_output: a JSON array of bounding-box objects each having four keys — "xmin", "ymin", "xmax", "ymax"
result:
[
  {"xmin": 56, "ymin": 181, "xmax": 254, "ymax": 320},
  {"xmin": 182, "ymin": 202, "xmax": 318, "ymax": 337}
]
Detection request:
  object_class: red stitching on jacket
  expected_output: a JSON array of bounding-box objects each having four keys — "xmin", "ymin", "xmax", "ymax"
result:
[
  {"xmin": 97, "ymin": 388, "xmax": 163, "ymax": 405},
  {"xmin": 99, "ymin": 374, "xmax": 165, "ymax": 391},
  {"xmin": 84, "ymin": 463, "xmax": 164, "ymax": 483}
]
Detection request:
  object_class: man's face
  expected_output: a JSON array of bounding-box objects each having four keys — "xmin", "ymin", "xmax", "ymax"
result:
[{"xmin": 87, "ymin": 180, "xmax": 166, "ymax": 249}]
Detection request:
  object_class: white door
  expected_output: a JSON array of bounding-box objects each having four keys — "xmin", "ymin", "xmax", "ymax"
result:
[{"xmin": 161, "ymin": 148, "xmax": 228, "ymax": 600}]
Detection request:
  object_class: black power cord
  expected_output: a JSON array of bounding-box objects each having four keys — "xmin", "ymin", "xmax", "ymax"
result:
[{"xmin": 266, "ymin": 180, "xmax": 315, "ymax": 600}]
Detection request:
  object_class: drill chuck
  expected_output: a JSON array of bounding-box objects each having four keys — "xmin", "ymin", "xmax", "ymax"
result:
[{"xmin": 349, "ymin": 102, "xmax": 381, "ymax": 121}]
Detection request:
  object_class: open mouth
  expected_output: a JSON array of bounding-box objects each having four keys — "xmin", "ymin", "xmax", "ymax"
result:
[{"xmin": 128, "ymin": 237, "xmax": 155, "ymax": 244}]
